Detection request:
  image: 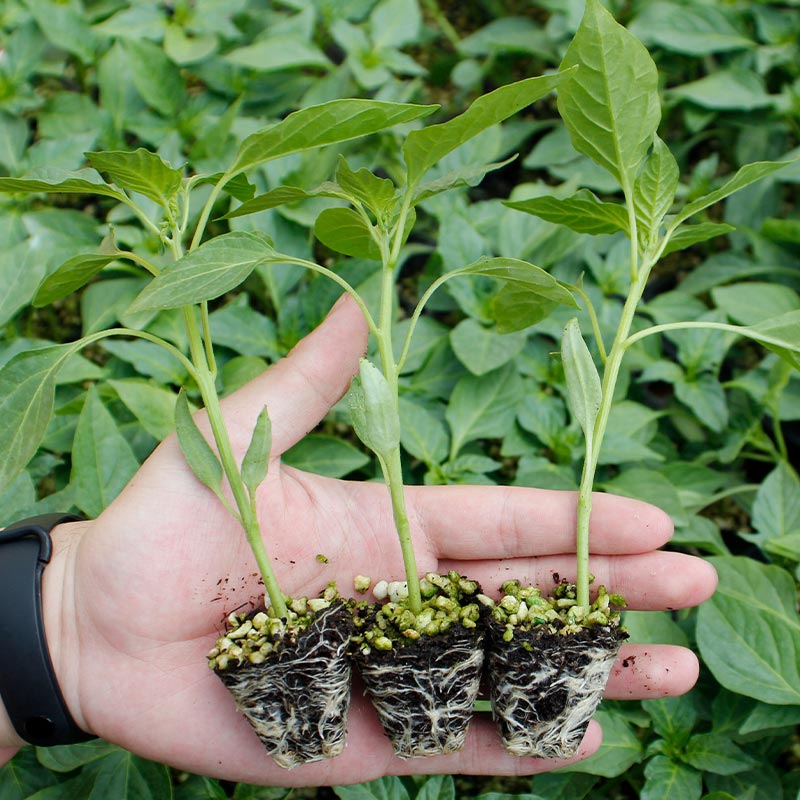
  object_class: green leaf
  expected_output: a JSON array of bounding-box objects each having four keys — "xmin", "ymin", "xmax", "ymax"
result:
[
  {"xmin": 314, "ymin": 207, "xmax": 381, "ymax": 260},
  {"xmin": 673, "ymin": 374, "xmax": 728, "ymax": 433},
  {"xmin": 450, "ymin": 318, "xmax": 527, "ymax": 375},
  {"xmin": 403, "ymin": 71, "xmax": 573, "ymax": 186},
  {"xmin": 123, "ymin": 38, "xmax": 187, "ymax": 117},
  {"xmin": 34, "ymin": 252, "xmax": 119, "ymax": 307},
  {"xmin": 127, "ymin": 231, "xmax": 277, "ymax": 313},
  {"xmin": 333, "ymin": 776, "xmax": 410, "ymax": 800},
  {"xmin": 670, "ymin": 70, "xmax": 772, "ymax": 111},
  {"xmin": 25, "ymin": 0, "xmax": 98, "ymax": 63},
  {"xmin": 335, "ymin": 156, "xmax": 396, "ymax": 216},
  {"xmin": 566, "ymin": 710, "xmax": 644, "ymax": 778},
  {"xmin": 445, "ymin": 363, "xmax": 523, "ymax": 458},
  {"xmin": 674, "ymin": 160, "xmax": 795, "ymax": 226},
  {"xmin": 222, "ymin": 186, "xmax": 324, "ymax": 219},
  {"xmin": 642, "ymin": 695, "xmax": 697, "ymax": 745},
  {"xmin": 745, "ymin": 310, "xmax": 800, "ymax": 370},
  {"xmin": 633, "ymin": 136, "xmax": 679, "ymax": 237},
  {"xmin": 283, "ymin": 434, "xmax": 370, "ymax": 478},
  {"xmin": 752, "ymin": 463, "xmax": 800, "ymax": 541},
  {"xmin": 696, "ymin": 556, "xmax": 800, "ymax": 704},
  {"xmin": 86, "ymin": 149, "xmax": 183, "ymax": 207},
  {"xmin": 641, "ymin": 756, "xmax": 702, "ymax": 800},
  {"xmin": 557, "ymin": 0, "xmax": 660, "ymax": 188},
  {"xmin": 561, "ymin": 318, "xmax": 602, "ymax": 439},
  {"xmin": 348, "ymin": 358, "xmax": 401, "ymax": 460},
  {"xmin": 623, "ymin": 610, "xmax": 688, "ymax": 647},
  {"xmin": 505, "ymin": 189, "xmax": 629, "ymax": 235},
  {"xmin": 224, "ymin": 37, "xmax": 330, "ymax": 72},
  {"xmin": 0, "ymin": 743, "xmax": 59, "ymax": 799},
  {"xmin": 108, "ymin": 379, "xmax": 179, "ymax": 440},
  {"xmin": 682, "ymin": 733, "xmax": 756, "ymax": 776},
  {"xmin": 241, "ymin": 406, "xmax": 272, "ymax": 496},
  {"xmin": 492, "ymin": 287, "xmax": 559, "ymax": 334},
  {"xmin": 416, "ymin": 775, "xmax": 455, "ymax": 800},
  {"xmin": 71, "ymin": 385, "xmax": 140, "ymax": 518},
  {"xmin": 603, "ymin": 467, "xmax": 687, "ymax": 527},
  {"xmin": 229, "ymin": 99, "xmax": 436, "ymax": 177},
  {"xmin": 739, "ymin": 701, "xmax": 800, "ymax": 735},
  {"xmin": 662, "ymin": 222, "xmax": 736, "ymax": 255},
  {"xmin": 0, "ymin": 343, "xmax": 84, "ymax": 489},
  {"xmin": 174, "ymin": 391, "xmax": 224, "ymax": 498},
  {"xmin": 35, "ymin": 739, "xmax": 120, "ymax": 772},
  {"xmin": 712, "ymin": 282, "xmax": 800, "ymax": 326},
  {"xmin": 454, "ymin": 256, "xmax": 578, "ymax": 307},
  {"xmin": 399, "ymin": 396, "xmax": 449, "ymax": 467},
  {"xmin": 412, "ymin": 157, "xmax": 516, "ymax": 206},
  {"xmin": 0, "ymin": 167, "xmax": 126, "ymax": 200}
]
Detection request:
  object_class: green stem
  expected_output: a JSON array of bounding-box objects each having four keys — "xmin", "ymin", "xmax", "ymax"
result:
[
  {"xmin": 623, "ymin": 320, "xmax": 747, "ymax": 349},
  {"xmin": 420, "ymin": 0, "xmax": 461, "ymax": 49},
  {"xmin": 574, "ymin": 253, "xmax": 650, "ymax": 611}
]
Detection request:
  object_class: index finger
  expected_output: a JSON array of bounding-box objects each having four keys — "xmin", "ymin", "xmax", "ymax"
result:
[{"xmin": 408, "ymin": 485, "xmax": 674, "ymax": 560}]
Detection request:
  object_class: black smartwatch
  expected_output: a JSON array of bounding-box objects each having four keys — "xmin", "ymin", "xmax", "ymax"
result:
[{"xmin": 0, "ymin": 513, "xmax": 95, "ymax": 746}]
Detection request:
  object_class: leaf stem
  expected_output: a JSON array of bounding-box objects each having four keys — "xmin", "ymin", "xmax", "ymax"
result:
[{"xmin": 572, "ymin": 282, "xmax": 608, "ymax": 364}]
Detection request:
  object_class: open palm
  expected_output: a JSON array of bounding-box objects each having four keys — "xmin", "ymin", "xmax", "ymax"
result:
[{"xmin": 46, "ymin": 297, "xmax": 716, "ymax": 787}]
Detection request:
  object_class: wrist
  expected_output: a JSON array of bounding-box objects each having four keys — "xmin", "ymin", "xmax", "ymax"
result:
[{"xmin": 41, "ymin": 521, "xmax": 93, "ymax": 739}]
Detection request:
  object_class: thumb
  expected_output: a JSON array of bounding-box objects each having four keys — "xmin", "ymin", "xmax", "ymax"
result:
[{"xmin": 220, "ymin": 294, "xmax": 369, "ymax": 455}]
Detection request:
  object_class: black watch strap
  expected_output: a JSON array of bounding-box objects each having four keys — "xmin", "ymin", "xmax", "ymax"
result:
[{"xmin": 0, "ymin": 513, "xmax": 95, "ymax": 746}]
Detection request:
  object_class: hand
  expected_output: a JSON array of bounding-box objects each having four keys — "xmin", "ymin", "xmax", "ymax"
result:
[{"xmin": 25, "ymin": 296, "xmax": 715, "ymax": 786}]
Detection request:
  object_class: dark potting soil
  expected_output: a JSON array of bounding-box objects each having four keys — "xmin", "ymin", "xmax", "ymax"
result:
[{"xmin": 215, "ymin": 600, "xmax": 354, "ymax": 769}]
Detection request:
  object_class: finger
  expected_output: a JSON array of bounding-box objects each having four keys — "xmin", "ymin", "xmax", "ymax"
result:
[
  {"xmin": 410, "ymin": 485, "xmax": 674, "ymax": 559},
  {"xmin": 220, "ymin": 294, "xmax": 369, "ymax": 454},
  {"xmin": 605, "ymin": 644, "xmax": 700, "ymax": 699},
  {"xmin": 441, "ymin": 551, "xmax": 718, "ymax": 611}
]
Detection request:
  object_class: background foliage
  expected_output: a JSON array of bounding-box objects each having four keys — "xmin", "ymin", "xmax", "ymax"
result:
[{"xmin": 1, "ymin": 0, "xmax": 799, "ymax": 798}]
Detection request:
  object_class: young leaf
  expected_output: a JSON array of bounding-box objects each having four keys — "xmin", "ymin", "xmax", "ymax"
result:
[
  {"xmin": 662, "ymin": 222, "xmax": 735, "ymax": 256},
  {"xmin": 314, "ymin": 207, "xmax": 381, "ymax": 260},
  {"xmin": 222, "ymin": 185, "xmax": 341, "ymax": 220},
  {"xmin": 0, "ymin": 343, "xmax": 84, "ymax": 489},
  {"xmin": 673, "ymin": 160, "xmax": 796, "ymax": 226},
  {"xmin": 492, "ymin": 286, "xmax": 559, "ymax": 333},
  {"xmin": 241, "ymin": 405, "xmax": 272, "ymax": 497},
  {"xmin": 561, "ymin": 318, "xmax": 602, "ymax": 439},
  {"xmin": 34, "ymin": 252, "xmax": 120, "ymax": 307},
  {"xmin": 174, "ymin": 391, "xmax": 224, "ymax": 498},
  {"xmin": 744, "ymin": 310, "xmax": 800, "ymax": 370},
  {"xmin": 411, "ymin": 156, "xmax": 516, "ymax": 206},
  {"xmin": 348, "ymin": 358, "xmax": 400, "ymax": 460},
  {"xmin": 229, "ymin": 99, "xmax": 437, "ymax": 177},
  {"xmin": 454, "ymin": 256, "xmax": 578, "ymax": 307},
  {"xmin": 86, "ymin": 149, "xmax": 183, "ymax": 207},
  {"xmin": 335, "ymin": 156, "xmax": 396, "ymax": 217},
  {"xmin": 633, "ymin": 135, "xmax": 679, "ymax": 240},
  {"xmin": 71, "ymin": 385, "xmax": 140, "ymax": 518},
  {"xmin": 127, "ymin": 231, "xmax": 278, "ymax": 312},
  {"xmin": 0, "ymin": 167, "xmax": 126, "ymax": 200},
  {"xmin": 403, "ymin": 71, "xmax": 574, "ymax": 187},
  {"xmin": 505, "ymin": 189, "xmax": 630, "ymax": 236},
  {"xmin": 557, "ymin": 0, "xmax": 660, "ymax": 189}
]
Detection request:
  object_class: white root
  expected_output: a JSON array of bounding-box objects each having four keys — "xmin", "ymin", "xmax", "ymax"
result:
[
  {"xmin": 217, "ymin": 602, "xmax": 353, "ymax": 769},
  {"xmin": 357, "ymin": 626, "xmax": 484, "ymax": 758},
  {"xmin": 488, "ymin": 626, "xmax": 624, "ymax": 759}
]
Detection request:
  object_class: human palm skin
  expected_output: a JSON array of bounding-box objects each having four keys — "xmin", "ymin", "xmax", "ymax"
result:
[{"xmin": 4, "ymin": 296, "xmax": 716, "ymax": 786}]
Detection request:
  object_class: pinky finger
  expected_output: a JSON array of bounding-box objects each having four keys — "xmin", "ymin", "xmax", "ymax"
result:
[{"xmin": 605, "ymin": 644, "xmax": 699, "ymax": 700}]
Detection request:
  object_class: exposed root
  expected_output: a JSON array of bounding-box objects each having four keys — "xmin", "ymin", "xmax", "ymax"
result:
[
  {"xmin": 487, "ymin": 623, "xmax": 626, "ymax": 758},
  {"xmin": 215, "ymin": 601, "xmax": 353, "ymax": 769},
  {"xmin": 357, "ymin": 624, "xmax": 485, "ymax": 758}
]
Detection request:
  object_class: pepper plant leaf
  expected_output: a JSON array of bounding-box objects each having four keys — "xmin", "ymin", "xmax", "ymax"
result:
[
  {"xmin": 411, "ymin": 156, "xmax": 516, "ymax": 206},
  {"xmin": 348, "ymin": 358, "xmax": 401, "ymax": 461},
  {"xmin": 743, "ymin": 310, "xmax": 800, "ymax": 370},
  {"xmin": 228, "ymin": 99, "xmax": 437, "ymax": 177},
  {"xmin": 403, "ymin": 71, "xmax": 575, "ymax": 187},
  {"xmin": 241, "ymin": 405, "xmax": 272, "ymax": 498},
  {"xmin": 633, "ymin": 135, "xmax": 679, "ymax": 240},
  {"xmin": 557, "ymin": 0, "xmax": 661, "ymax": 190},
  {"xmin": 174, "ymin": 391, "xmax": 224, "ymax": 499},
  {"xmin": 492, "ymin": 286, "xmax": 560, "ymax": 333},
  {"xmin": 34, "ymin": 252, "xmax": 120, "ymax": 307},
  {"xmin": 662, "ymin": 222, "xmax": 736, "ymax": 256},
  {"xmin": 85, "ymin": 149, "xmax": 183, "ymax": 207},
  {"xmin": 0, "ymin": 167, "xmax": 126, "ymax": 200},
  {"xmin": 561, "ymin": 318, "xmax": 602, "ymax": 440},
  {"xmin": 222, "ymin": 185, "xmax": 346, "ymax": 220},
  {"xmin": 335, "ymin": 157, "xmax": 396, "ymax": 217},
  {"xmin": 0, "ymin": 342, "xmax": 87, "ymax": 489},
  {"xmin": 314, "ymin": 207, "xmax": 381, "ymax": 260},
  {"xmin": 505, "ymin": 189, "xmax": 630, "ymax": 235},
  {"xmin": 672, "ymin": 160, "xmax": 796, "ymax": 227},
  {"xmin": 127, "ymin": 231, "xmax": 278, "ymax": 312}
]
